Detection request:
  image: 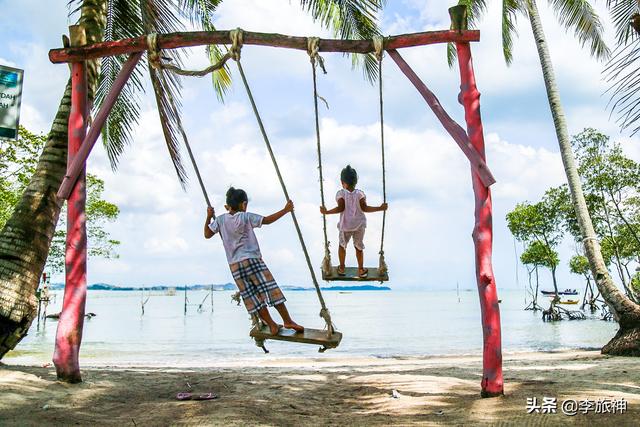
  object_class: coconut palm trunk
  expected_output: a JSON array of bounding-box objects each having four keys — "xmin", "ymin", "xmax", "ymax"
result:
[
  {"xmin": 527, "ymin": 0, "xmax": 640, "ymax": 354},
  {"xmin": 0, "ymin": 84, "xmax": 70, "ymax": 357},
  {"xmin": 0, "ymin": 0, "xmax": 106, "ymax": 359}
]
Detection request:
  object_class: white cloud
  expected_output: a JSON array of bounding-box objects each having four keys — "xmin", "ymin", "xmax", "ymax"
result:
[{"xmin": 8, "ymin": 0, "xmax": 640, "ymax": 293}]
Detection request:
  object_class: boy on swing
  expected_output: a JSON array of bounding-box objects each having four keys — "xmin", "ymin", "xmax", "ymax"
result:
[
  {"xmin": 205, "ymin": 187, "xmax": 304, "ymax": 335},
  {"xmin": 320, "ymin": 165, "xmax": 388, "ymax": 278}
]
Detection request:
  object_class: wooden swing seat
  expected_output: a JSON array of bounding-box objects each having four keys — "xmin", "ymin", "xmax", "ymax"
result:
[
  {"xmin": 250, "ymin": 325, "xmax": 343, "ymax": 349},
  {"xmin": 322, "ymin": 266, "xmax": 389, "ymax": 282}
]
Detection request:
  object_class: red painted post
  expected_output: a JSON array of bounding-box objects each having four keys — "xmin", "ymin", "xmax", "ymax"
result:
[
  {"xmin": 456, "ymin": 41, "xmax": 504, "ymax": 397},
  {"xmin": 53, "ymin": 25, "xmax": 89, "ymax": 383}
]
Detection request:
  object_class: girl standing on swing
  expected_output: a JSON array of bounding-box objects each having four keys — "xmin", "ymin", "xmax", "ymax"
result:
[{"xmin": 320, "ymin": 165, "xmax": 388, "ymax": 278}]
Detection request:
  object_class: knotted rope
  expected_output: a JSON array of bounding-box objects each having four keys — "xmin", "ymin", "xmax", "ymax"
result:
[
  {"xmin": 308, "ymin": 37, "xmax": 332, "ymax": 277},
  {"xmin": 374, "ymin": 36, "xmax": 388, "ymax": 276},
  {"xmin": 146, "ymin": 31, "xmax": 238, "ymax": 77},
  {"xmin": 234, "ymin": 31, "xmax": 335, "ymax": 336}
]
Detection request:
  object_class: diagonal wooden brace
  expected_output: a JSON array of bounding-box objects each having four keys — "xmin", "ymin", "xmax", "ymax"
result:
[
  {"xmin": 388, "ymin": 49, "xmax": 496, "ymax": 187},
  {"xmin": 57, "ymin": 51, "xmax": 143, "ymax": 200}
]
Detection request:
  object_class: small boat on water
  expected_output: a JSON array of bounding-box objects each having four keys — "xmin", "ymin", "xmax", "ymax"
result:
[
  {"xmin": 559, "ymin": 299, "xmax": 579, "ymax": 305},
  {"xmin": 540, "ymin": 289, "xmax": 578, "ymax": 296}
]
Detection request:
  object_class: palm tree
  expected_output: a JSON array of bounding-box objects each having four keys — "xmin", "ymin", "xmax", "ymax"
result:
[
  {"xmin": 0, "ymin": 0, "xmax": 384, "ymax": 359},
  {"xmin": 464, "ymin": 0, "xmax": 640, "ymax": 355}
]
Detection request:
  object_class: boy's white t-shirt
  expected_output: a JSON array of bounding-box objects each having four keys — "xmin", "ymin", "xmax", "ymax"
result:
[
  {"xmin": 209, "ymin": 212, "xmax": 264, "ymax": 264},
  {"xmin": 336, "ymin": 188, "xmax": 366, "ymax": 232}
]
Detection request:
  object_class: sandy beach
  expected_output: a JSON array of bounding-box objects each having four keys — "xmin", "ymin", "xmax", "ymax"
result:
[{"xmin": 1, "ymin": 350, "xmax": 638, "ymax": 425}]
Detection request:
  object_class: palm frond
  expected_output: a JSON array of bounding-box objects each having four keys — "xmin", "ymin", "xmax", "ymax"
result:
[
  {"xmin": 299, "ymin": 0, "xmax": 384, "ymax": 82},
  {"xmin": 176, "ymin": 1, "xmax": 232, "ymax": 100},
  {"xmin": 502, "ymin": 0, "xmax": 523, "ymax": 65},
  {"xmin": 203, "ymin": 20, "xmax": 232, "ymax": 102},
  {"xmin": 447, "ymin": 0, "xmax": 488, "ymax": 67},
  {"xmin": 178, "ymin": 0, "xmax": 224, "ymax": 25},
  {"xmin": 142, "ymin": 0, "xmax": 189, "ymax": 184},
  {"xmin": 605, "ymin": 39, "xmax": 640, "ymax": 134},
  {"xmin": 549, "ymin": 0, "xmax": 610, "ymax": 61},
  {"xmin": 606, "ymin": 0, "xmax": 640, "ymax": 45},
  {"xmin": 96, "ymin": 0, "xmax": 146, "ymax": 170}
]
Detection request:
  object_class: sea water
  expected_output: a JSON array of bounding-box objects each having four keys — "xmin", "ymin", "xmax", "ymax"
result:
[{"xmin": 5, "ymin": 289, "xmax": 618, "ymax": 366}]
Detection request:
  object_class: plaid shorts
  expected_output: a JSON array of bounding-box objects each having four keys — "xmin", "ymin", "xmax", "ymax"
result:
[{"xmin": 230, "ymin": 258, "xmax": 286, "ymax": 314}]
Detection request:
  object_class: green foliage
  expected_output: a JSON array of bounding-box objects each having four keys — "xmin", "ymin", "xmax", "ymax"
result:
[
  {"xmin": 0, "ymin": 126, "xmax": 120, "ymax": 274},
  {"xmin": 605, "ymin": 1, "xmax": 640, "ymax": 134},
  {"xmin": 506, "ymin": 195, "xmax": 563, "ymax": 248},
  {"xmin": 506, "ymin": 193, "xmax": 564, "ymax": 280},
  {"xmin": 569, "ymin": 254, "xmax": 590, "ymax": 275},
  {"xmin": 454, "ymin": 1, "xmax": 609, "ymax": 65},
  {"xmin": 509, "ymin": 128, "xmax": 640, "ymax": 299},
  {"xmin": 632, "ymin": 272, "xmax": 640, "ymax": 293},
  {"xmin": 0, "ymin": 127, "xmax": 45, "ymax": 226},
  {"xmin": 521, "ymin": 240, "xmax": 559, "ymax": 269}
]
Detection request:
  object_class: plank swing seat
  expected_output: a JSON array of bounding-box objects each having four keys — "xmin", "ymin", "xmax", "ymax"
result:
[
  {"xmin": 250, "ymin": 325, "xmax": 343, "ymax": 351},
  {"xmin": 231, "ymin": 31, "xmax": 340, "ymax": 351},
  {"xmin": 322, "ymin": 266, "xmax": 389, "ymax": 282}
]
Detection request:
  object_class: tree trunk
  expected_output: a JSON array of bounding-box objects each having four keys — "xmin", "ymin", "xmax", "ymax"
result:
[
  {"xmin": 527, "ymin": 0, "xmax": 640, "ymax": 354},
  {"xmin": 600, "ymin": 191, "xmax": 632, "ymax": 295},
  {"xmin": 0, "ymin": 0, "xmax": 106, "ymax": 360},
  {"xmin": 609, "ymin": 189, "xmax": 640, "ymax": 250},
  {"xmin": 0, "ymin": 83, "xmax": 71, "ymax": 358},
  {"xmin": 534, "ymin": 265, "xmax": 540, "ymax": 307},
  {"xmin": 550, "ymin": 265, "xmax": 559, "ymax": 295}
]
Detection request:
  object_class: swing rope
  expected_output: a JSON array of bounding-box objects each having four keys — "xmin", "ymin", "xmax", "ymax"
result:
[
  {"xmin": 308, "ymin": 38, "xmax": 332, "ymax": 277},
  {"xmin": 231, "ymin": 29, "xmax": 335, "ymax": 336},
  {"xmin": 374, "ymin": 36, "xmax": 388, "ymax": 276}
]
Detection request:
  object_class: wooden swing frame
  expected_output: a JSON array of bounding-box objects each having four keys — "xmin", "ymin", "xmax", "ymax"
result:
[{"xmin": 50, "ymin": 5, "xmax": 503, "ymax": 397}]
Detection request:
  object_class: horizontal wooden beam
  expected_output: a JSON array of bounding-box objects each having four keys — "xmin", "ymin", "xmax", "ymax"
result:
[{"xmin": 49, "ymin": 29, "xmax": 480, "ymax": 63}]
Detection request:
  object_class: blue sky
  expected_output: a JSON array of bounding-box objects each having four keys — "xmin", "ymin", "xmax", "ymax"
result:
[{"xmin": 2, "ymin": 0, "xmax": 639, "ymax": 291}]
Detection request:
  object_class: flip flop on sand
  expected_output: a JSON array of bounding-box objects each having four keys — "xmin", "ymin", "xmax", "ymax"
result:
[
  {"xmin": 358, "ymin": 268, "xmax": 369, "ymax": 278},
  {"xmin": 176, "ymin": 392, "xmax": 218, "ymax": 401}
]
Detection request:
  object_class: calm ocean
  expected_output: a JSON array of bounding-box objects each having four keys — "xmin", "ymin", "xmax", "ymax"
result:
[{"xmin": 5, "ymin": 289, "xmax": 618, "ymax": 366}]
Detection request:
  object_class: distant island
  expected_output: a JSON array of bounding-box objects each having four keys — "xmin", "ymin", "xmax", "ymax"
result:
[{"xmin": 47, "ymin": 283, "xmax": 391, "ymax": 292}]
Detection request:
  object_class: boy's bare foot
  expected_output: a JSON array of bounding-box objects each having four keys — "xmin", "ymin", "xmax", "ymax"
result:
[
  {"xmin": 284, "ymin": 322, "xmax": 304, "ymax": 333},
  {"xmin": 268, "ymin": 323, "xmax": 282, "ymax": 335},
  {"xmin": 337, "ymin": 265, "xmax": 346, "ymax": 276},
  {"xmin": 358, "ymin": 268, "xmax": 368, "ymax": 278}
]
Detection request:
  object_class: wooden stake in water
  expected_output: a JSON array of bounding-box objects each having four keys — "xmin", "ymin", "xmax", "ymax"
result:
[{"xmin": 457, "ymin": 282, "xmax": 460, "ymax": 303}]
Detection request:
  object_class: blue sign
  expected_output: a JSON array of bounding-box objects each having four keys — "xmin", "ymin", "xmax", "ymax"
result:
[{"xmin": 0, "ymin": 64, "xmax": 24, "ymax": 140}]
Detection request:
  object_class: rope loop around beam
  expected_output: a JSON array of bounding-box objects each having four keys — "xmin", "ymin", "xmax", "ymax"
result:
[
  {"xmin": 229, "ymin": 28, "xmax": 244, "ymax": 61},
  {"xmin": 373, "ymin": 35, "xmax": 385, "ymax": 61},
  {"xmin": 307, "ymin": 37, "xmax": 327, "ymax": 74},
  {"xmin": 146, "ymin": 33, "xmax": 161, "ymax": 69}
]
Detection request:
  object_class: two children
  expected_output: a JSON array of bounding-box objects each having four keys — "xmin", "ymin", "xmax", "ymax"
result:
[
  {"xmin": 320, "ymin": 165, "xmax": 387, "ymax": 278},
  {"xmin": 205, "ymin": 165, "xmax": 386, "ymax": 334}
]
